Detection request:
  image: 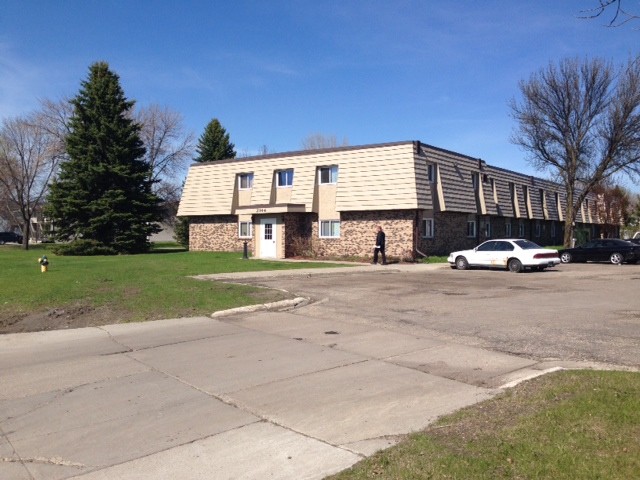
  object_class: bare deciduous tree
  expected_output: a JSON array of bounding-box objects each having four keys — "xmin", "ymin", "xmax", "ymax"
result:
[
  {"xmin": 0, "ymin": 114, "xmax": 65, "ymax": 249},
  {"xmin": 133, "ymin": 104, "xmax": 195, "ymax": 228},
  {"xmin": 301, "ymin": 133, "xmax": 348, "ymax": 150},
  {"xmin": 509, "ymin": 56, "xmax": 640, "ymax": 247},
  {"xmin": 238, "ymin": 145, "xmax": 275, "ymax": 157},
  {"xmin": 133, "ymin": 104, "xmax": 196, "ymax": 185}
]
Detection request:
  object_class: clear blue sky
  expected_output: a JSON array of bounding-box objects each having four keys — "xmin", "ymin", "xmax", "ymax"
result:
[{"xmin": 1, "ymin": 1, "xmax": 637, "ymax": 181}]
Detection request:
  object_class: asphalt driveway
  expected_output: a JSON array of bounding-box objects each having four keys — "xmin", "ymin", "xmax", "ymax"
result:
[{"xmin": 1, "ymin": 262, "xmax": 638, "ymax": 479}]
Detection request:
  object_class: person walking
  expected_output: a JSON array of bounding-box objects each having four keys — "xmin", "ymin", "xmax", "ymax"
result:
[{"xmin": 372, "ymin": 226, "xmax": 387, "ymax": 265}]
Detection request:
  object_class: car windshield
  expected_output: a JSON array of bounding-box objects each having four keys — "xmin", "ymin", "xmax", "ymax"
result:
[{"xmin": 513, "ymin": 239, "xmax": 543, "ymax": 250}]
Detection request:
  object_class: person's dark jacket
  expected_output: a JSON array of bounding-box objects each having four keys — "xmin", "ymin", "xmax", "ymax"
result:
[{"xmin": 376, "ymin": 230, "xmax": 385, "ymax": 249}]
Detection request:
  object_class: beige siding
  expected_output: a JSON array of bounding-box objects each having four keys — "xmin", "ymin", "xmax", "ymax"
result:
[
  {"xmin": 178, "ymin": 143, "xmax": 420, "ymax": 216},
  {"xmin": 317, "ymin": 184, "xmax": 339, "ymax": 219},
  {"xmin": 334, "ymin": 144, "xmax": 418, "ymax": 211},
  {"xmin": 177, "ymin": 166, "xmax": 237, "ymax": 216}
]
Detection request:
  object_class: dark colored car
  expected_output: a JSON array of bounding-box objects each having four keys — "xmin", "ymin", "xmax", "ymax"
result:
[
  {"xmin": 0, "ymin": 231, "xmax": 23, "ymax": 245},
  {"xmin": 558, "ymin": 239, "xmax": 640, "ymax": 265}
]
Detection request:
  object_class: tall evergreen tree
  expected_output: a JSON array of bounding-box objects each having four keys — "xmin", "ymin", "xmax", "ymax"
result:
[
  {"xmin": 46, "ymin": 62, "xmax": 162, "ymax": 254},
  {"xmin": 193, "ymin": 118, "xmax": 236, "ymax": 162}
]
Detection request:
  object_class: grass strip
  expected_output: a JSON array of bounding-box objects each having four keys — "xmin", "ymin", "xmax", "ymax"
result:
[
  {"xmin": 329, "ymin": 370, "xmax": 640, "ymax": 480},
  {"xmin": 0, "ymin": 244, "xmax": 347, "ymax": 325}
]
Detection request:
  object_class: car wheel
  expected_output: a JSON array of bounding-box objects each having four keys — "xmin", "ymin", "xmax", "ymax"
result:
[
  {"xmin": 455, "ymin": 256, "xmax": 469, "ymax": 270},
  {"xmin": 508, "ymin": 258, "xmax": 523, "ymax": 273},
  {"xmin": 560, "ymin": 252, "xmax": 572, "ymax": 263},
  {"xmin": 610, "ymin": 252, "xmax": 624, "ymax": 265}
]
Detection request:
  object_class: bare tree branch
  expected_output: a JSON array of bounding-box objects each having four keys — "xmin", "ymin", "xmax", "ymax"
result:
[{"xmin": 578, "ymin": 0, "xmax": 639, "ymax": 28}]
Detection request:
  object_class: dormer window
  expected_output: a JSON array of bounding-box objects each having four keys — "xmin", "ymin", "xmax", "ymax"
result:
[
  {"xmin": 238, "ymin": 173, "xmax": 253, "ymax": 190},
  {"xmin": 277, "ymin": 169, "xmax": 294, "ymax": 187},
  {"xmin": 427, "ymin": 164, "xmax": 436, "ymax": 183},
  {"xmin": 472, "ymin": 173, "xmax": 479, "ymax": 191},
  {"xmin": 319, "ymin": 166, "xmax": 338, "ymax": 185}
]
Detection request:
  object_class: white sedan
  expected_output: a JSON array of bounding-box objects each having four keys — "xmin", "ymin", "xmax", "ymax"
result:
[{"xmin": 447, "ymin": 239, "xmax": 560, "ymax": 273}]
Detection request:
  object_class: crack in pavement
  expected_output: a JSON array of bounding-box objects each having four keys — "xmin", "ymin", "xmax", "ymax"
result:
[{"xmin": 0, "ymin": 455, "xmax": 85, "ymax": 468}]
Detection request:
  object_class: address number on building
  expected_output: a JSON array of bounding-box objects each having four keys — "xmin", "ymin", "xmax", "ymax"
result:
[{"xmin": 256, "ymin": 208, "xmax": 267, "ymax": 213}]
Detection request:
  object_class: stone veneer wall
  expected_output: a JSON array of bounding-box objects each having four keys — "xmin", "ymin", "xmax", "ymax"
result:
[
  {"xmin": 188, "ymin": 212, "xmax": 568, "ymax": 258},
  {"xmin": 307, "ymin": 210, "xmax": 415, "ymax": 260},
  {"xmin": 417, "ymin": 213, "xmax": 567, "ymax": 257},
  {"xmin": 189, "ymin": 215, "xmax": 253, "ymax": 253},
  {"xmin": 416, "ymin": 212, "xmax": 472, "ymax": 257}
]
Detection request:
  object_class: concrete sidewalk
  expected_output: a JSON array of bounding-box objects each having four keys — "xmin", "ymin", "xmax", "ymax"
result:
[{"xmin": 1, "ymin": 263, "xmax": 625, "ymax": 479}]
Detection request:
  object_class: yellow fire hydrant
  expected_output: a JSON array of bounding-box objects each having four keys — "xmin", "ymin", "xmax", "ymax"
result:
[{"xmin": 38, "ymin": 255, "xmax": 49, "ymax": 273}]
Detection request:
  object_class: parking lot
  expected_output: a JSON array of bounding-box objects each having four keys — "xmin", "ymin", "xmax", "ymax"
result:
[{"xmin": 228, "ymin": 262, "xmax": 640, "ymax": 369}]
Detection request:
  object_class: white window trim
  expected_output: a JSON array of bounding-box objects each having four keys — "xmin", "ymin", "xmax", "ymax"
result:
[
  {"xmin": 239, "ymin": 221, "xmax": 253, "ymax": 238},
  {"xmin": 238, "ymin": 173, "xmax": 253, "ymax": 190},
  {"xmin": 319, "ymin": 166, "xmax": 338, "ymax": 185},
  {"xmin": 319, "ymin": 220, "xmax": 340, "ymax": 238},
  {"xmin": 422, "ymin": 218, "xmax": 434, "ymax": 238},
  {"xmin": 277, "ymin": 169, "xmax": 294, "ymax": 187}
]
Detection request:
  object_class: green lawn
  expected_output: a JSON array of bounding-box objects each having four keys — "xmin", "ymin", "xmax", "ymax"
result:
[
  {"xmin": 329, "ymin": 370, "xmax": 640, "ymax": 480},
  {"xmin": 0, "ymin": 243, "xmax": 347, "ymax": 325}
]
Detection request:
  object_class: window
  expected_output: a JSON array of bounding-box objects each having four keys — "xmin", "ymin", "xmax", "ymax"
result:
[
  {"xmin": 505, "ymin": 221, "xmax": 512, "ymax": 237},
  {"xmin": 319, "ymin": 220, "xmax": 340, "ymax": 238},
  {"xmin": 319, "ymin": 166, "xmax": 338, "ymax": 184},
  {"xmin": 477, "ymin": 241, "xmax": 497, "ymax": 252},
  {"xmin": 264, "ymin": 223, "xmax": 273, "ymax": 240},
  {"xmin": 427, "ymin": 164, "xmax": 436, "ymax": 183},
  {"xmin": 518, "ymin": 221, "xmax": 525, "ymax": 237},
  {"xmin": 551, "ymin": 221, "xmax": 556, "ymax": 238},
  {"xmin": 277, "ymin": 169, "xmax": 294, "ymax": 187},
  {"xmin": 472, "ymin": 173, "xmax": 479, "ymax": 191},
  {"xmin": 467, "ymin": 220, "xmax": 476, "ymax": 237},
  {"xmin": 422, "ymin": 218, "xmax": 434, "ymax": 238},
  {"xmin": 535, "ymin": 221, "xmax": 541, "ymax": 237},
  {"xmin": 239, "ymin": 222, "xmax": 253, "ymax": 238},
  {"xmin": 484, "ymin": 221, "xmax": 491, "ymax": 238},
  {"xmin": 495, "ymin": 241, "xmax": 514, "ymax": 252},
  {"xmin": 238, "ymin": 173, "xmax": 253, "ymax": 190}
]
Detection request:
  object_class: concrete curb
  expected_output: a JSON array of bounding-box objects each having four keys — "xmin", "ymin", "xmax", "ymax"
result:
[{"xmin": 211, "ymin": 297, "xmax": 309, "ymax": 318}]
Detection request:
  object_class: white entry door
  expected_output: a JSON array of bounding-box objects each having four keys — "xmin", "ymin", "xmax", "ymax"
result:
[{"xmin": 259, "ymin": 218, "xmax": 277, "ymax": 258}]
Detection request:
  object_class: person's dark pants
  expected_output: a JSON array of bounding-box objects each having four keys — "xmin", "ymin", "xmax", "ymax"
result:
[{"xmin": 373, "ymin": 248, "xmax": 386, "ymax": 264}]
